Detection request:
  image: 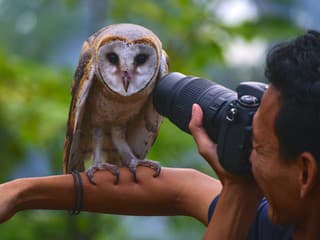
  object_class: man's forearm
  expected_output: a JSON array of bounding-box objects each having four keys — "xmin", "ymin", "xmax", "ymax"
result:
[
  {"xmin": 15, "ymin": 173, "xmax": 76, "ymax": 212},
  {"xmin": 1, "ymin": 167, "xmax": 219, "ymax": 225},
  {"xmin": 15, "ymin": 168, "xmax": 182, "ymax": 215},
  {"xmin": 203, "ymin": 183, "xmax": 262, "ymax": 240}
]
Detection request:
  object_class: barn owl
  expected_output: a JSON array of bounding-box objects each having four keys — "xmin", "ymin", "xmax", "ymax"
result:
[{"xmin": 63, "ymin": 23, "xmax": 168, "ymax": 184}]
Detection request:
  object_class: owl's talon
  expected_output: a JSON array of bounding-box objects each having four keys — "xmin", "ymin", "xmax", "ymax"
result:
[
  {"xmin": 153, "ymin": 165, "xmax": 161, "ymax": 177},
  {"xmin": 133, "ymin": 173, "xmax": 138, "ymax": 183},
  {"xmin": 125, "ymin": 159, "xmax": 161, "ymax": 181},
  {"xmin": 86, "ymin": 163, "xmax": 120, "ymax": 185},
  {"xmin": 136, "ymin": 159, "xmax": 161, "ymax": 178},
  {"xmin": 129, "ymin": 165, "xmax": 138, "ymax": 182},
  {"xmin": 86, "ymin": 170, "xmax": 97, "ymax": 185},
  {"xmin": 101, "ymin": 163, "xmax": 120, "ymax": 185},
  {"xmin": 86, "ymin": 166, "xmax": 98, "ymax": 185},
  {"xmin": 113, "ymin": 171, "xmax": 120, "ymax": 185}
]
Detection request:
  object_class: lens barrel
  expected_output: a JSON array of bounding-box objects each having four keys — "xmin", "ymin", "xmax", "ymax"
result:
[
  {"xmin": 153, "ymin": 72, "xmax": 267, "ymax": 175},
  {"xmin": 153, "ymin": 72, "xmax": 237, "ymax": 141}
]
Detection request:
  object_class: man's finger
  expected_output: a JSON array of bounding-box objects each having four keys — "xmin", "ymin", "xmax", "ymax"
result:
[
  {"xmin": 189, "ymin": 104, "xmax": 213, "ymax": 144},
  {"xmin": 189, "ymin": 104, "xmax": 217, "ymax": 160}
]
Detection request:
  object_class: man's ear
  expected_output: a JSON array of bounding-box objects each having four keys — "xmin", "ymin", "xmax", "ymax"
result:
[{"xmin": 299, "ymin": 152, "xmax": 318, "ymax": 198}]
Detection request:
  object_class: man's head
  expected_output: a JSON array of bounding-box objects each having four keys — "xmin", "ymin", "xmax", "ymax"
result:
[
  {"xmin": 266, "ymin": 30, "xmax": 320, "ymax": 161},
  {"xmin": 250, "ymin": 30, "xmax": 320, "ymax": 226}
]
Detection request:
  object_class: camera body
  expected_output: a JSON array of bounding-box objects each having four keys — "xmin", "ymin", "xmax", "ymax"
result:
[{"xmin": 153, "ymin": 72, "xmax": 268, "ymax": 174}]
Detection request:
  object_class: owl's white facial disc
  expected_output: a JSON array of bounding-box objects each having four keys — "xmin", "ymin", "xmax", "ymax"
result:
[{"xmin": 97, "ymin": 40, "xmax": 158, "ymax": 96}]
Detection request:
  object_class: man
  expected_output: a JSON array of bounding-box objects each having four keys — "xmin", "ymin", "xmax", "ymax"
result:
[
  {"xmin": 191, "ymin": 30, "xmax": 320, "ymax": 239},
  {"xmin": 0, "ymin": 30, "xmax": 319, "ymax": 239}
]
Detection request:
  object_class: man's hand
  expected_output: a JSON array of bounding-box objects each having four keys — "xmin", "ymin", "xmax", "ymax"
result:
[
  {"xmin": 189, "ymin": 104, "xmax": 259, "ymax": 186},
  {"xmin": 190, "ymin": 104, "xmax": 262, "ymax": 239},
  {"xmin": 189, "ymin": 104, "xmax": 226, "ymax": 181}
]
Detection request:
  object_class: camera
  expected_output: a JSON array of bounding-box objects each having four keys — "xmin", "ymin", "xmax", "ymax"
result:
[{"xmin": 153, "ymin": 72, "xmax": 268, "ymax": 174}]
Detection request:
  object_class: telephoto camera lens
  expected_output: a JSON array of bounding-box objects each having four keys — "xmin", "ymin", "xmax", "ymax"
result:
[
  {"xmin": 153, "ymin": 72, "xmax": 267, "ymax": 175},
  {"xmin": 153, "ymin": 72, "xmax": 237, "ymax": 142}
]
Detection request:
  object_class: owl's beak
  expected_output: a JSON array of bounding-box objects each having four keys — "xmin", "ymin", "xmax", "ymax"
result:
[{"xmin": 122, "ymin": 71, "xmax": 131, "ymax": 92}]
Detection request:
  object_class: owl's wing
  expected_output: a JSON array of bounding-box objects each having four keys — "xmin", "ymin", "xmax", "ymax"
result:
[
  {"xmin": 126, "ymin": 96, "xmax": 162, "ymax": 160},
  {"xmin": 63, "ymin": 42, "xmax": 95, "ymax": 173},
  {"xmin": 126, "ymin": 50, "xmax": 169, "ymax": 159}
]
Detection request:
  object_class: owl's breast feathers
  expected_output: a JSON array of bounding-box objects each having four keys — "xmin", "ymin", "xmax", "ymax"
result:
[{"xmin": 84, "ymin": 77, "xmax": 151, "ymax": 126}]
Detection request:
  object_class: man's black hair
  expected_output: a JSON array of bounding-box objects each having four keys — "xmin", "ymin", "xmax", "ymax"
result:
[{"xmin": 265, "ymin": 30, "xmax": 320, "ymax": 162}]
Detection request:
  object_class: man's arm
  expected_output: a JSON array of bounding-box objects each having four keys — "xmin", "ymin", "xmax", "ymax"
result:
[
  {"xmin": 189, "ymin": 104, "xmax": 262, "ymax": 240},
  {"xmin": 204, "ymin": 183, "xmax": 261, "ymax": 239},
  {"xmin": 0, "ymin": 167, "xmax": 221, "ymax": 225}
]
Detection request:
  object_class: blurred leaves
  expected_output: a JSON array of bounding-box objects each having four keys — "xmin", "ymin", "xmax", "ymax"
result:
[
  {"xmin": 0, "ymin": 0, "xmax": 307, "ymax": 239},
  {"xmin": 222, "ymin": 16, "xmax": 302, "ymax": 40},
  {"xmin": 0, "ymin": 211, "xmax": 128, "ymax": 240},
  {"xmin": 0, "ymin": 51, "xmax": 70, "ymax": 144},
  {"xmin": 0, "ymin": 49, "xmax": 71, "ymax": 180}
]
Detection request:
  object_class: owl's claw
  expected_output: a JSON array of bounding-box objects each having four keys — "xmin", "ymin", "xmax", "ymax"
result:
[
  {"xmin": 86, "ymin": 169, "xmax": 97, "ymax": 185},
  {"xmin": 129, "ymin": 165, "xmax": 138, "ymax": 183},
  {"xmin": 86, "ymin": 163, "xmax": 120, "ymax": 185},
  {"xmin": 128, "ymin": 159, "xmax": 161, "ymax": 182}
]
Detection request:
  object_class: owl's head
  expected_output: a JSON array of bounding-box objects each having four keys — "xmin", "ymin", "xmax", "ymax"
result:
[
  {"xmin": 97, "ymin": 40, "xmax": 158, "ymax": 96},
  {"xmin": 94, "ymin": 24, "xmax": 163, "ymax": 96}
]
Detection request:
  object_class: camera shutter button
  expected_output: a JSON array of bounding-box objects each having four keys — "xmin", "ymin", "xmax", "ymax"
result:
[{"xmin": 239, "ymin": 95, "xmax": 259, "ymax": 107}]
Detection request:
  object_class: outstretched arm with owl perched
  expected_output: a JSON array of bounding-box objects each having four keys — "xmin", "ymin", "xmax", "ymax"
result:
[{"xmin": 0, "ymin": 167, "xmax": 221, "ymax": 226}]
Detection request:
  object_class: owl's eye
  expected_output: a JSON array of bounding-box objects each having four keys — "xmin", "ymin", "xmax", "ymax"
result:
[
  {"xmin": 106, "ymin": 52, "xmax": 119, "ymax": 65},
  {"xmin": 134, "ymin": 54, "xmax": 149, "ymax": 66}
]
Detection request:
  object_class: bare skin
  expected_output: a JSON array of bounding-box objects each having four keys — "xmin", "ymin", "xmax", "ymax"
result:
[{"xmin": 0, "ymin": 167, "xmax": 221, "ymax": 225}]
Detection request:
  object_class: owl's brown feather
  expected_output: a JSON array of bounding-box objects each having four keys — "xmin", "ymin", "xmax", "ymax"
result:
[
  {"xmin": 126, "ymin": 94, "xmax": 162, "ymax": 159},
  {"xmin": 63, "ymin": 42, "xmax": 94, "ymax": 173}
]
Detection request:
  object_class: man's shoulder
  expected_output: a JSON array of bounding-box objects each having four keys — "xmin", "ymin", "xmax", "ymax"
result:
[
  {"xmin": 247, "ymin": 198, "xmax": 294, "ymax": 240},
  {"xmin": 208, "ymin": 197, "xmax": 294, "ymax": 240}
]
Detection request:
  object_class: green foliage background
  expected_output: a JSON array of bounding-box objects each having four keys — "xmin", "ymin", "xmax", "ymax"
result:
[{"xmin": 0, "ymin": 0, "xmax": 307, "ymax": 239}]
